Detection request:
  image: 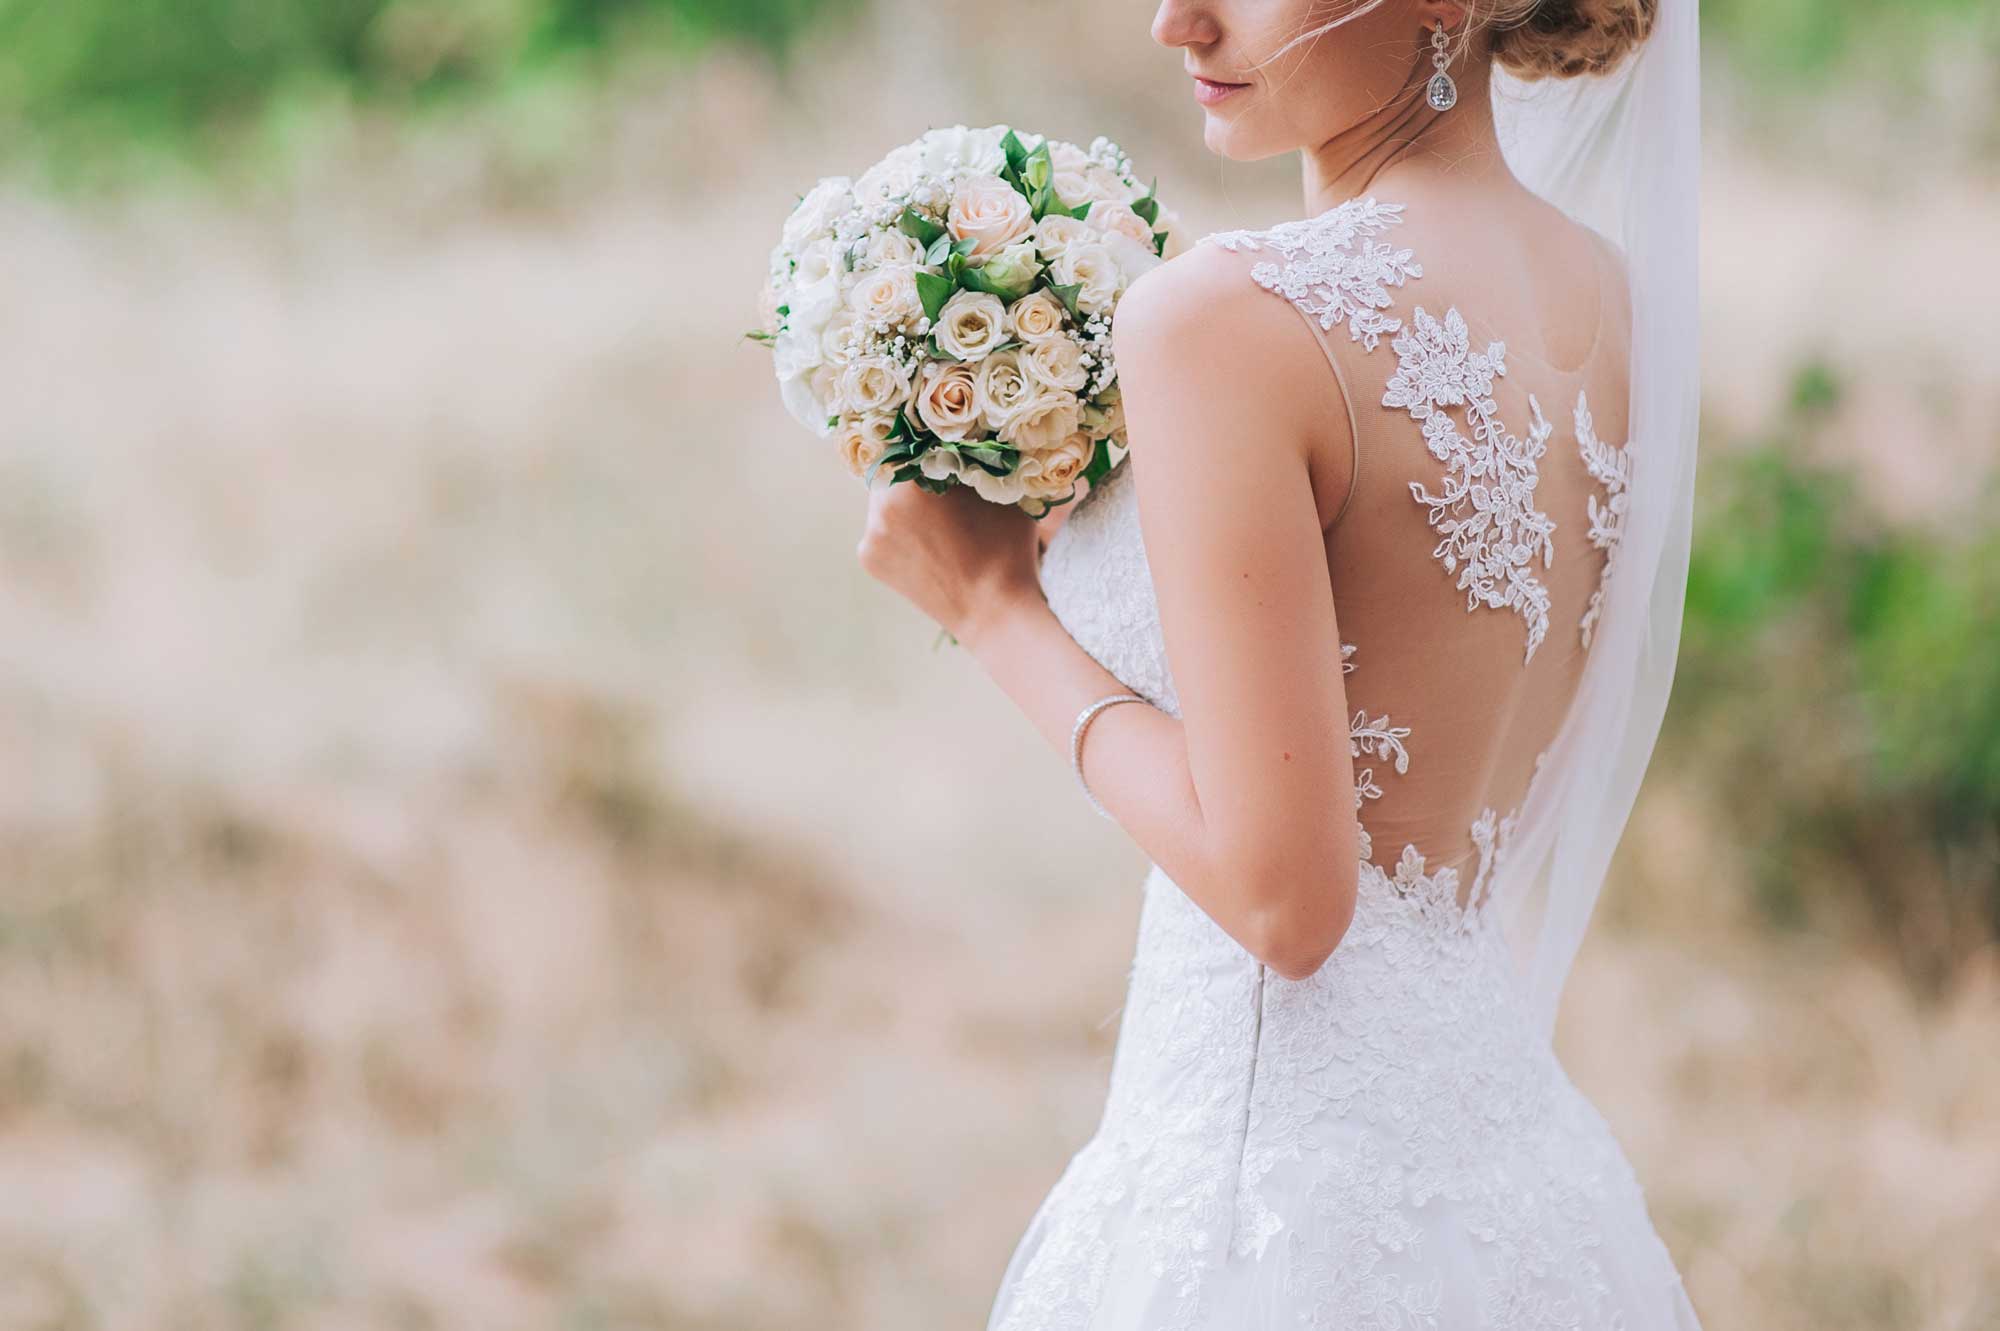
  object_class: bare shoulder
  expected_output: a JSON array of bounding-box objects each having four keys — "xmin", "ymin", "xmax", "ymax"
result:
[{"xmin": 1111, "ymin": 239, "xmax": 1334, "ymax": 430}]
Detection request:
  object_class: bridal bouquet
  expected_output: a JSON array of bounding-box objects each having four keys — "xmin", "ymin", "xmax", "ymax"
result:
[{"xmin": 752, "ymin": 125, "xmax": 1182, "ymax": 515}]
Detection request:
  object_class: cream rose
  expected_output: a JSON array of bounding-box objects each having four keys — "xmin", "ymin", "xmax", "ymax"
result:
[
  {"xmin": 846, "ymin": 264, "xmax": 924, "ymax": 330},
  {"xmin": 933, "ymin": 290, "xmax": 1009, "ymax": 361},
  {"xmin": 864, "ymin": 228, "xmax": 925, "ymax": 268},
  {"xmin": 975, "ymin": 349, "xmax": 1038, "ymax": 428},
  {"xmin": 948, "ymin": 174, "xmax": 1035, "ymax": 260},
  {"xmin": 1022, "ymin": 335, "xmax": 1089, "ymax": 394},
  {"xmin": 916, "ymin": 360, "xmax": 982, "ymax": 442},
  {"xmin": 999, "ymin": 390, "xmax": 1082, "ymax": 454},
  {"xmin": 783, "ymin": 177, "xmax": 852, "ymax": 253},
  {"xmin": 818, "ymin": 308, "xmax": 860, "ymax": 366},
  {"xmin": 1086, "ymin": 200, "xmax": 1156, "ymax": 248},
  {"xmin": 1021, "ymin": 430, "xmax": 1097, "ymax": 501},
  {"xmin": 1081, "ymin": 385, "xmax": 1125, "ymax": 440},
  {"xmin": 1033, "ymin": 213, "xmax": 1094, "ymax": 264},
  {"xmin": 837, "ymin": 355, "xmax": 913, "ymax": 416},
  {"xmin": 962, "ymin": 463, "xmax": 1031, "ymax": 506},
  {"xmin": 1050, "ymin": 242, "xmax": 1122, "ymax": 315},
  {"xmin": 836, "ymin": 413, "xmax": 899, "ymax": 482},
  {"xmin": 1006, "ymin": 289, "xmax": 1066, "ymax": 342}
]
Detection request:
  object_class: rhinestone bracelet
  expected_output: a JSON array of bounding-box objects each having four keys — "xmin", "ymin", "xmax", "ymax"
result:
[{"xmin": 1069, "ymin": 692, "xmax": 1147, "ymax": 820}]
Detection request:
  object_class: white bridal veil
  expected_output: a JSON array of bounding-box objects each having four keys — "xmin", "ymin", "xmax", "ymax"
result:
[{"xmin": 1486, "ymin": 0, "xmax": 1703, "ymax": 1037}]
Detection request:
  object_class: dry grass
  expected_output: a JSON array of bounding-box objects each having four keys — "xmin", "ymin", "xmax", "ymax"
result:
[{"xmin": 0, "ymin": 6, "xmax": 1996, "ymax": 1327}]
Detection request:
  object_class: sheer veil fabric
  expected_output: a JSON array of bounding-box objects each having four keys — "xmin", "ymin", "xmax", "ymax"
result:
[{"xmin": 1485, "ymin": 0, "xmax": 1702, "ymax": 1038}]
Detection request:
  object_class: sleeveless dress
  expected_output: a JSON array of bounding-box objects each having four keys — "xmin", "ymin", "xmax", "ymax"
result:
[{"xmin": 987, "ymin": 198, "xmax": 1704, "ymax": 1331}]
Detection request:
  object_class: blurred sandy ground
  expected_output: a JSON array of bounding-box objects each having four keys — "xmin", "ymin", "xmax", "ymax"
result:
[{"xmin": 0, "ymin": 2, "xmax": 1996, "ymax": 1328}]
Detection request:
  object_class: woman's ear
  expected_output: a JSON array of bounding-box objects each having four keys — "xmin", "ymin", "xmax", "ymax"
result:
[{"xmin": 1414, "ymin": 0, "xmax": 1472, "ymax": 32}]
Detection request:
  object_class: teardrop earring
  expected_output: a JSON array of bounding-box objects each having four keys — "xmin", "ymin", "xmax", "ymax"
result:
[{"xmin": 1425, "ymin": 24, "xmax": 1459, "ymax": 111}]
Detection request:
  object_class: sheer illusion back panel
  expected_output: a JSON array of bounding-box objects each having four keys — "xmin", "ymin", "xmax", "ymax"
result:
[{"xmin": 1208, "ymin": 197, "xmax": 1635, "ymax": 909}]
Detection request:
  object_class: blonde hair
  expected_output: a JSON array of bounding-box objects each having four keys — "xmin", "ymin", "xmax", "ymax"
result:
[
  {"xmin": 1258, "ymin": 0, "xmax": 1655, "ymax": 82},
  {"xmin": 1483, "ymin": 0, "xmax": 1657, "ymax": 79}
]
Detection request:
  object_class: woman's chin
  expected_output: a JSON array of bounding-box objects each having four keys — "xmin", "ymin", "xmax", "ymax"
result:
[{"xmin": 1201, "ymin": 114, "xmax": 1275, "ymax": 163}]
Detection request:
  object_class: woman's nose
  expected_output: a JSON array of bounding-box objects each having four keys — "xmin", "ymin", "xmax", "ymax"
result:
[{"xmin": 1151, "ymin": 0, "xmax": 1219, "ymax": 50}]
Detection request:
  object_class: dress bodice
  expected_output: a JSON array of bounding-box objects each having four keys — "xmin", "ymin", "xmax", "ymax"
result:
[{"xmin": 1005, "ymin": 198, "xmax": 1690, "ymax": 1331}]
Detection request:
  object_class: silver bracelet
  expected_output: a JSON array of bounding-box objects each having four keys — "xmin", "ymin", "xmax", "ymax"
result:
[{"xmin": 1069, "ymin": 691, "xmax": 1147, "ymax": 820}]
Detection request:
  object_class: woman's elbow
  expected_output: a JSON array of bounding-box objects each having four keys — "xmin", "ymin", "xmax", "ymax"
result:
[{"xmin": 1242, "ymin": 861, "xmax": 1357, "ymax": 982}]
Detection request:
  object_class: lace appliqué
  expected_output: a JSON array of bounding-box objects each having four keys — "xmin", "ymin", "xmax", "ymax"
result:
[
  {"xmin": 1202, "ymin": 199, "xmax": 1422, "ymax": 351},
  {"xmin": 1343, "ymin": 645, "xmax": 1409, "ymax": 813},
  {"xmin": 1575, "ymin": 389, "xmax": 1634, "ymax": 650},
  {"xmin": 1385, "ymin": 308, "xmax": 1559, "ymax": 662}
]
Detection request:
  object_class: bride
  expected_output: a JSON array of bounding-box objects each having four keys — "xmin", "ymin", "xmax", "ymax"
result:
[{"xmin": 855, "ymin": 0, "xmax": 1702, "ymax": 1325}]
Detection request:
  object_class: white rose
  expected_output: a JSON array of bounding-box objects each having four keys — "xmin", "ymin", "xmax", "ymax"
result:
[
  {"xmin": 818, "ymin": 308, "xmax": 860, "ymax": 366},
  {"xmin": 1086, "ymin": 200, "xmax": 1156, "ymax": 248},
  {"xmin": 846, "ymin": 264, "xmax": 924, "ymax": 330},
  {"xmin": 779, "ymin": 364, "xmax": 832, "ymax": 435},
  {"xmin": 917, "ymin": 125, "xmax": 1009, "ymax": 177},
  {"xmin": 836, "ymin": 413, "xmax": 900, "ymax": 483},
  {"xmin": 1006, "ymin": 289, "xmax": 1066, "ymax": 343},
  {"xmin": 999, "ymin": 390, "xmax": 1081, "ymax": 453},
  {"xmin": 1022, "ymin": 335, "xmax": 1089, "ymax": 394},
  {"xmin": 792, "ymin": 236, "xmax": 839, "ymax": 289},
  {"xmin": 1033, "ymin": 213, "xmax": 1094, "ymax": 264},
  {"xmin": 785, "ymin": 264, "xmax": 842, "ymax": 348},
  {"xmin": 854, "ymin": 147, "xmax": 920, "ymax": 209},
  {"xmin": 1054, "ymin": 162, "xmax": 1133, "ymax": 210},
  {"xmin": 948, "ymin": 173, "xmax": 1035, "ymax": 261},
  {"xmin": 916, "ymin": 360, "xmax": 983, "ymax": 442},
  {"xmin": 918, "ymin": 448, "xmax": 966, "ymax": 482},
  {"xmin": 1102, "ymin": 230, "xmax": 1165, "ymax": 290},
  {"xmin": 837, "ymin": 355, "xmax": 913, "ymax": 415},
  {"xmin": 864, "ymin": 228, "xmax": 925, "ymax": 268},
  {"xmin": 1021, "ymin": 430, "xmax": 1097, "ymax": 501},
  {"xmin": 783, "ymin": 177, "xmax": 853, "ymax": 253},
  {"xmin": 1051, "ymin": 242, "xmax": 1122, "ymax": 314},
  {"xmin": 933, "ymin": 290, "xmax": 1008, "ymax": 361},
  {"xmin": 962, "ymin": 463, "xmax": 1031, "ymax": 506},
  {"xmin": 975, "ymin": 349, "xmax": 1038, "ymax": 428}
]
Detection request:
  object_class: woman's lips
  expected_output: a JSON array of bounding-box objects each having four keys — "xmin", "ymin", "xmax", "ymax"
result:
[{"xmin": 1192, "ymin": 76, "xmax": 1249, "ymax": 107}]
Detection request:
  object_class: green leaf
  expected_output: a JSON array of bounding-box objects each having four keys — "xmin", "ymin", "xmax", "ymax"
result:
[
  {"xmin": 1081, "ymin": 437, "xmax": 1114, "ymax": 486},
  {"xmin": 898, "ymin": 206, "xmax": 944, "ymax": 247},
  {"xmin": 915, "ymin": 472, "xmax": 954, "ymax": 494},
  {"xmin": 1133, "ymin": 180, "xmax": 1160, "ymax": 227},
  {"xmin": 960, "ymin": 444, "xmax": 1018, "ymax": 475},
  {"xmin": 915, "ymin": 270, "xmax": 957, "ymax": 324},
  {"xmin": 924, "ymin": 232, "xmax": 953, "ymax": 266},
  {"xmin": 742, "ymin": 329, "xmax": 776, "ymax": 345},
  {"xmin": 951, "ymin": 235, "xmax": 979, "ymax": 257},
  {"xmin": 925, "ymin": 333, "xmax": 961, "ymax": 360},
  {"xmin": 1071, "ymin": 201, "xmax": 1094, "ymax": 221},
  {"xmin": 1152, "ymin": 229, "xmax": 1168, "ymax": 258},
  {"xmin": 1001, "ymin": 130, "xmax": 1029, "ymax": 175},
  {"xmin": 947, "ymin": 251, "xmax": 968, "ymax": 281},
  {"xmin": 1048, "ymin": 279, "xmax": 1084, "ymax": 322}
]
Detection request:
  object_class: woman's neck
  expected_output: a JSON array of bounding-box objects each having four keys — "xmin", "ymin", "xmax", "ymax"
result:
[{"xmin": 1298, "ymin": 58, "xmax": 1513, "ymax": 215}]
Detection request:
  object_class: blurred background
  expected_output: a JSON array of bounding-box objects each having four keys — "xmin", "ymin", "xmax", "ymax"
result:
[{"xmin": 0, "ymin": 1, "xmax": 1996, "ymax": 1327}]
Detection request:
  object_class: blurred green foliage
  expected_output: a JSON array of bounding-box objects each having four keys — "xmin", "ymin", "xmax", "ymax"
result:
[
  {"xmin": 0, "ymin": 0, "xmax": 860, "ymax": 159},
  {"xmin": 1672, "ymin": 363, "xmax": 2000, "ymax": 988},
  {"xmin": 1701, "ymin": 0, "xmax": 1997, "ymax": 83}
]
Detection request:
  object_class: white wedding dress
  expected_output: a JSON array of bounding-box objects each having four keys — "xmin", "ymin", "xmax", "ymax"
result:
[{"xmin": 987, "ymin": 197, "xmax": 1704, "ymax": 1331}]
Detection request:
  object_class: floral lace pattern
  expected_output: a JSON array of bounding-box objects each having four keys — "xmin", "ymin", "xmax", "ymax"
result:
[
  {"xmin": 1575, "ymin": 389, "xmax": 1634, "ymax": 650},
  {"xmin": 1205, "ymin": 199, "xmax": 1422, "ymax": 351},
  {"xmin": 1000, "ymin": 201, "xmax": 1692, "ymax": 1331},
  {"xmin": 1385, "ymin": 314, "xmax": 1559, "ymax": 662}
]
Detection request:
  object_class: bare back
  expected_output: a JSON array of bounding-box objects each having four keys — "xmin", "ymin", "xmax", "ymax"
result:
[{"xmin": 1203, "ymin": 191, "xmax": 1635, "ymax": 905}]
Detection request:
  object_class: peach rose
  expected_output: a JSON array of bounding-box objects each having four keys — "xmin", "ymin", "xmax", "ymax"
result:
[
  {"xmin": 916, "ymin": 360, "xmax": 982, "ymax": 442},
  {"xmin": 1006, "ymin": 289, "xmax": 1066, "ymax": 343},
  {"xmin": 948, "ymin": 173, "xmax": 1035, "ymax": 261}
]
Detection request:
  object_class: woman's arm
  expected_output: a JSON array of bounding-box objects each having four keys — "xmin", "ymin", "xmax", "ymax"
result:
[{"xmin": 951, "ymin": 247, "xmax": 1361, "ymax": 978}]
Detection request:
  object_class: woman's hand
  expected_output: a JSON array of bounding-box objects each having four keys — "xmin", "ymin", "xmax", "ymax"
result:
[{"xmin": 856, "ymin": 479, "xmax": 1047, "ymax": 643}]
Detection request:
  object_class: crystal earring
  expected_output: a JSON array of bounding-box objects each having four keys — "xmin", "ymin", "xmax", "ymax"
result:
[{"xmin": 1426, "ymin": 24, "xmax": 1459, "ymax": 112}]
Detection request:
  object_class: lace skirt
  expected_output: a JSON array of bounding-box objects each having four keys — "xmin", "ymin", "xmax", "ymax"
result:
[{"xmin": 985, "ymin": 867, "xmax": 1705, "ymax": 1331}]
